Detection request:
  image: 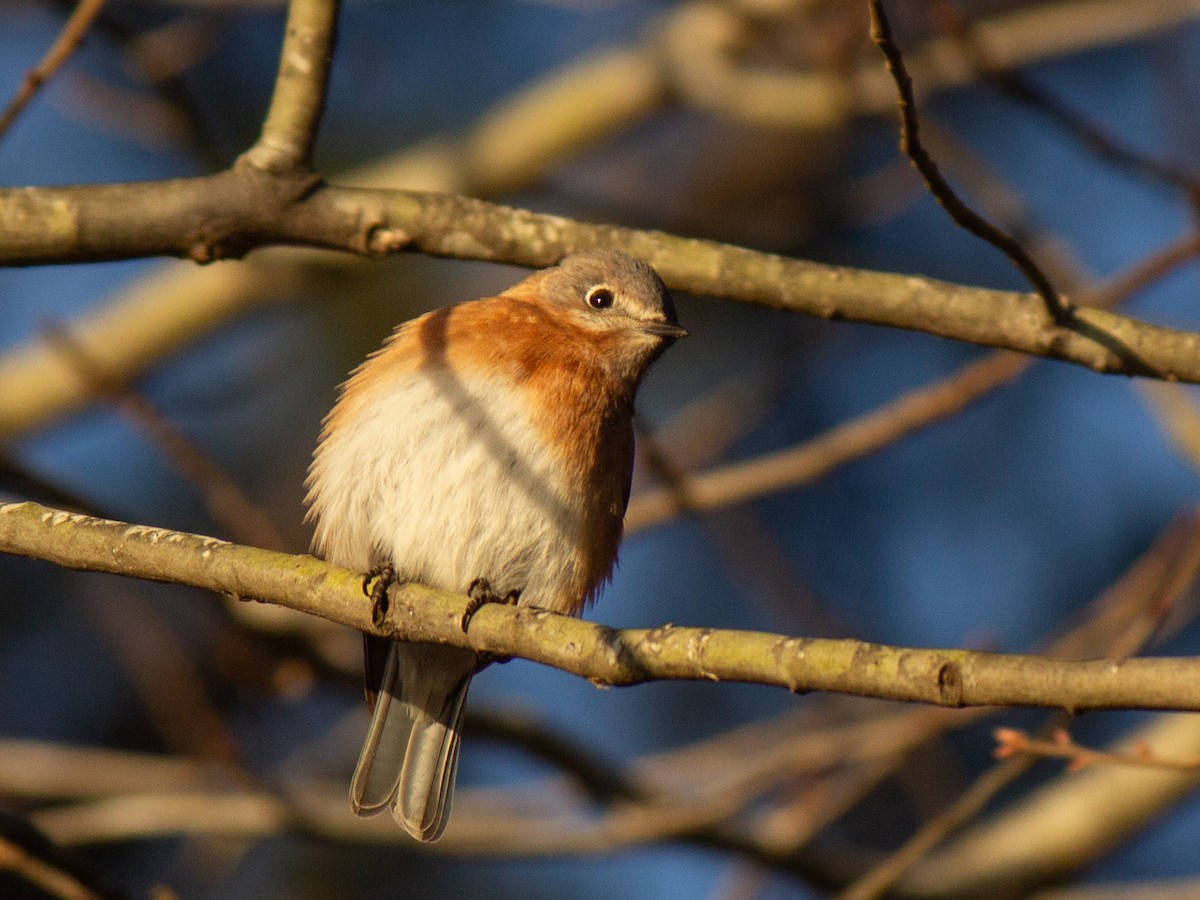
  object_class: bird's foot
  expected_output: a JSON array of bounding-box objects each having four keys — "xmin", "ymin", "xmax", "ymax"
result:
[
  {"xmin": 363, "ymin": 563, "xmax": 397, "ymax": 628},
  {"xmin": 461, "ymin": 578, "xmax": 520, "ymax": 631},
  {"xmin": 461, "ymin": 580, "xmax": 520, "ymax": 670}
]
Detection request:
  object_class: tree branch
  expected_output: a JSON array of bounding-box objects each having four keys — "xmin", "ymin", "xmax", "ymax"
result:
[
  {"xmin": 2, "ymin": 0, "xmax": 1186, "ymax": 445},
  {"xmin": 237, "ymin": 0, "xmax": 340, "ymax": 173},
  {"xmin": 868, "ymin": 0, "xmax": 1071, "ymax": 323},
  {"xmin": 3, "ymin": 180, "xmax": 1200, "ymax": 382},
  {"xmin": 2, "ymin": 499, "xmax": 1200, "ymax": 712},
  {"xmin": 659, "ymin": 0, "xmax": 1200, "ymax": 132},
  {"xmin": 994, "ymin": 726, "xmax": 1200, "ymax": 772},
  {"xmin": 626, "ymin": 230, "xmax": 1200, "ymax": 532},
  {"xmin": 0, "ymin": 0, "xmax": 110, "ymax": 142},
  {"xmin": 0, "ymin": 826, "xmax": 114, "ymax": 900},
  {"xmin": 627, "ymin": 351, "xmax": 1031, "ymax": 533}
]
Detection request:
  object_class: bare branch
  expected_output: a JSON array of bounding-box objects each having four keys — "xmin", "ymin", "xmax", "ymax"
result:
[
  {"xmin": 2, "ymin": 708, "xmax": 949, "ymax": 857},
  {"xmin": 1, "ymin": 0, "xmax": 1184, "ymax": 443},
  {"xmin": 902, "ymin": 712, "xmax": 1200, "ymax": 896},
  {"xmin": 0, "ymin": 831, "xmax": 110, "ymax": 900},
  {"xmin": 868, "ymin": 0, "xmax": 1070, "ymax": 323},
  {"xmin": 933, "ymin": 0, "xmax": 1200, "ymax": 197},
  {"xmin": 627, "ymin": 351, "xmax": 1030, "ymax": 533},
  {"xmin": 3, "ymin": 500, "xmax": 1200, "ymax": 712},
  {"xmin": 3, "ymin": 181, "xmax": 1200, "ymax": 383},
  {"xmin": 0, "ymin": 0, "xmax": 110, "ymax": 142},
  {"xmin": 994, "ymin": 726, "xmax": 1200, "ymax": 772},
  {"xmin": 839, "ymin": 746, "xmax": 1046, "ymax": 900},
  {"xmin": 41, "ymin": 322, "xmax": 287, "ymax": 552},
  {"xmin": 659, "ymin": 0, "xmax": 1200, "ymax": 132},
  {"xmin": 0, "ymin": 740, "xmax": 208, "ymax": 800},
  {"xmin": 627, "ymin": 228, "xmax": 1200, "ymax": 530},
  {"xmin": 840, "ymin": 509, "xmax": 1200, "ymax": 899},
  {"xmin": 238, "ymin": 0, "xmax": 339, "ymax": 173},
  {"xmin": 4, "ymin": 509, "xmax": 1194, "ymax": 870},
  {"xmin": 0, "ymin": 254, "xmax": 313, "ymax": 438}
]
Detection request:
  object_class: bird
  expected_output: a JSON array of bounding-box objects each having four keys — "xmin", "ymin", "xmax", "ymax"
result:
[{"xmin": 304, "ymin": 250, "xmax": 686, "ymax": 841}]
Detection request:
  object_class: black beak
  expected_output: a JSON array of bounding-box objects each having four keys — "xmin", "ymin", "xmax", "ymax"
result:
[{"xmin": 642, "ymin": 321, "xmax": 689, "ymax": 339}]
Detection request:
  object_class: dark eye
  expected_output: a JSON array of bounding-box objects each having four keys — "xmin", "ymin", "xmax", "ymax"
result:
[{"xmin": 585, "ymin": 286, "xmax": 615, "ymax": 310}]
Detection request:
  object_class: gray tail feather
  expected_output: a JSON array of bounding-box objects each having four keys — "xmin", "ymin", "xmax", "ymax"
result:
[{"xmin": 349, "ymin": 641, "xmax": 476, "ymax": 842}]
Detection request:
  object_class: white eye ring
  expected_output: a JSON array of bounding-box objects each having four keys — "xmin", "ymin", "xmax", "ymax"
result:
[{"xmin": 585, "ymin": 286, "xmax": 616, "ymax": 310}]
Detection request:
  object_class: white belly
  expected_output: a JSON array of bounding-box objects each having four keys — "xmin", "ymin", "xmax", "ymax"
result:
[{"xmin": 308, "ymin": 367, "xmax": 586, "ymax": 611}]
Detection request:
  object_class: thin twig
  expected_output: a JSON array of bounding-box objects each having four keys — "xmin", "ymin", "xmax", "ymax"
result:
[
  {"xmin": 465, "ymin": 710, "xmax": 635, "ymax": 803},
  {"xmin": 661, "ymin": 0, "xmax": 1200, "ymax": 134},
  {"xmin": 76, "ymin": 10, "xmax": 224, "ymax": 167},
  {"xmin": 0, "ymin": 815, "xmax": 119, "ymax": 900},
  {"xmin": 836, "ymin": 746, "xmax": 1048, "ymax": 900},
  {"xmin": 81, "ymin": 585, "xmax": 244, "ymax": 766},
  {"xmin": 930, "ymin": 0, "xmax": 1200, "ymax": 198},
  {"xmin": 1052, "ymin": 511, "xmax": 1200, "ymax": 661},
  {"xmin": 995, "ymin": 727, "xmax": 1200, "ymax": 772},
  {"xmin": 898, "ymin": 712, "xmax": 1200, "ymax": 896},
  {"xmin": 920, "ymin": 117, "xmax": 1093, "ymax": 289},
  {"xmin": 0, "ymin": 0, "xmax": 110, "ymax": 142},
  {"xmin": 0, "ymin": 255, "xmax": 313, "ymax": 439},
  {"xmin": 867, "ymin": 0, "xmax": 1072, "ymax": 323},
  {"xmin": 626, "ymin": 351, "xmax": 1030, "ymax": 533},
  {"xmin": 1088, "ymin": 230, "xmax": 1200, "ymax": 308}
]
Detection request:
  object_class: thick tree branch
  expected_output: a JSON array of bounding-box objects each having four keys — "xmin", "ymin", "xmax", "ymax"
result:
[
  {"xmin": 2, "ymin": 499, "xmax": 1200, "ymax": 712},
  {"xmin": 1, "ymin": 0, "xmax": 1187, "ymax": 445},
  {"xmin": 3, "ymin": 180, "xmax": 1200, "ymax": 383},
  {"xmin": 626, "ymin": 231, "xmax": 1200, "ymax": 532}
]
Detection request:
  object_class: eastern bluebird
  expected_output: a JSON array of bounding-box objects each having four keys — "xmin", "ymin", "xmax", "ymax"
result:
[{"xmin": 305, "ymin": 250, "xmax": 686, "ymax": 841}]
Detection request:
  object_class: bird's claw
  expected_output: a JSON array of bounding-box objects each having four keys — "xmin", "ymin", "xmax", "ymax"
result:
[
  {"xmin": 363, "ymin": 563, "xmax": 397, "ymax": 628},
  {"xmin": 461, "ymin": 578, "xmax": 520, "ymax": 632}
]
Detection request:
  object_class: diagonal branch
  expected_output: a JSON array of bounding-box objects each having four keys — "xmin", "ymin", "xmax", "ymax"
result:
[
  {"xmin": 2, "ymin": 500, "xmax": 1200, "ymax": 713},
  {"xmin": 867, "ymin": 0, "xmax": 1071, "ymax": 324},
  {"xmin": 0, "ymin": 832, "xmax": 111, "ymax": 900},
  {"xmin": 930, "ymin": 0, "xmax": 1200, "ymax": 197},
  {"xmin": 626, "ymin": 351, "xmax": 1030, "ymax": 533},
  {"xmin": 0, "ymin": 0, "xmax": 110, "ymax": 142}
]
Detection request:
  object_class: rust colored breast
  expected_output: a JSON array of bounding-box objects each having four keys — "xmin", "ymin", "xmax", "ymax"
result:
[
  {"xmin": 328, "ymin": 294, "xmax": 636, "ymax": 611},
  {"xmin": 447, "ymin": 295, "xmax": 637, "ymax": 608}
]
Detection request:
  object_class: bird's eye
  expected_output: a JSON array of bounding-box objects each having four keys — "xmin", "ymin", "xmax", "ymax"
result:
[{"xmin": 585, "ymin": 286, "xmax": 615, "ymax": 310}]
